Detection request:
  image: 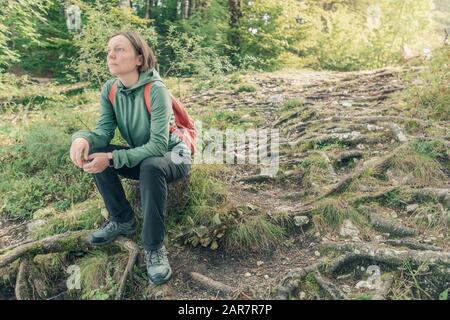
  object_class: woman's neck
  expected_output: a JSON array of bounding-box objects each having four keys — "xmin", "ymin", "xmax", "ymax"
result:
[{"xmin": 118, "ymin": 70, "xmax": 140, "ymax": 88}]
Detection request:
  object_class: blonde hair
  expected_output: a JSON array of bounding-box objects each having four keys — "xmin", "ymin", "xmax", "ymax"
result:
[{"xmin": 108, "ymin": 31, "xmax": 157, "ymax": 73}]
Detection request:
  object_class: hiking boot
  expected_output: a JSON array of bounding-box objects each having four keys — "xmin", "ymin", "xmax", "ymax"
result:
[
  {"xmin": 144, "ymin": 245, "xmax": 172, "ymax": 285},
  {"xmin": 88, "ymin": 218, "xmax": 136, "ymax": 245}
]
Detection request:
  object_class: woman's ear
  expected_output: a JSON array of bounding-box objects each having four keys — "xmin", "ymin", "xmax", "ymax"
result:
[{"xmin": 137, "ymin": 54, "xmax": 143, "ymax": 67}]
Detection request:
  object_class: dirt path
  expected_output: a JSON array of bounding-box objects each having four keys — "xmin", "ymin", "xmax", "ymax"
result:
[{"xmin": 1, "ymin": 67, "xmax": 448, "ymax": 300}]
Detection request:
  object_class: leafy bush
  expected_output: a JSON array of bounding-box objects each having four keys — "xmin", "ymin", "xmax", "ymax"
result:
[{"xmin": 69, "ymin": 1, "xmax": 157, "ymax": 86}]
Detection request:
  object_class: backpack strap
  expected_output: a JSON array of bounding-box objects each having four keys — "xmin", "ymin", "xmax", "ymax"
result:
[
  {"xmin": 144, "ymin": 82, "xmax": 152, "ymax": 113},
  {"xmin": 108, "ymin": 80, "xmax": 118, "ymax": 106}
]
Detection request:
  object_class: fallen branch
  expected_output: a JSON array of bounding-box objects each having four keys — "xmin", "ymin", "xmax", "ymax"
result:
[{"xmin": 115, "ymin": 236, "xmax": 139, "ymax": 300}]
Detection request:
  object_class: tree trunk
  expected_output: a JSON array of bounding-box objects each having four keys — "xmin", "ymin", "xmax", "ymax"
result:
[
  {"xmin": 189, "ymin": 0, "xmax": 196, "ymax": 16},
  {"xmin": 145, "ymin": 0, "xmax": 152, "ymax": 19},
  {"xmin": 182, "ymin": 0, "xmax": 190, "ymax": 19},
  {"xmin": 228, "ymin": 0, "xmax": 243, "ymax": 49}
]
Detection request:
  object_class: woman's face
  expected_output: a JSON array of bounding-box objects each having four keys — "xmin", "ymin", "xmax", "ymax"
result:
[{"xmin": 106, "ymin": 35, "xmax": 142, "ymax": 76}]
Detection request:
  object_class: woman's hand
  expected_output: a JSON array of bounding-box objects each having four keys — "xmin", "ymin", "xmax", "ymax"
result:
[
  {"xmin": 83, "ymin": 153, "xmax": 110, "ymax": 174},
  {"xmin": 70, "ymin": 138, "xmax": 90, "ymax": 168}
]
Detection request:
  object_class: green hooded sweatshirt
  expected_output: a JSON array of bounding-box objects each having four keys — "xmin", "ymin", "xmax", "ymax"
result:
[{"xmin": 71, "ymin": 68, "xmax": 191, "ymax": 169}]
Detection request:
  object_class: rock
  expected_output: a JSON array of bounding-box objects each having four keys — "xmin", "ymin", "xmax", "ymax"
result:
[
  {"xmin": 299, "ymin": 291, "xmax": 306, "ymax": 300},
  {"xmin": 244, "ymin": 272, "xmax": 251, "ymax": 277},
  {"xmin": 294, "ymin": 215, "xmax": 310, "ymax": 227},
  {"xmin": 356, "ymin": 144, "xmax": 366, "ymax": 150},
  {"xmin": 256, "ymin": 261, "xmax": 264, "ymax": 267},
  {"xmin": 266, "ymin": 94, "xmax": 285, "ymax": 105},
  {"xmin": 264, "ymin": 275, "xmax": 269, "ymax": 279},
  {"xmin": 406, "ymin": 204, "xmax": 418, "ymax": 214},
  {"xmin": 339, "ymin": 219, "xmax": 360, "ymax": 237},
  {"xmin": 341, "ymin": 101, "xmax": 352, "ymax": 108},
  {"xmin": 26, "ymin": 219, "xmax": 46, "ymax": 233},
  {"xmin": 314, "ymin": 251, "xmax": 321, "ymax": 257}
]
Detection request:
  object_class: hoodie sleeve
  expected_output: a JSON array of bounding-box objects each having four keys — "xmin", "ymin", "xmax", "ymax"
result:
[
  {"xmin": 71, "ymin": 80, "xmax": 117, "ymax": 150},
  {"xmin": 111, "ymin": 82, "xmax": 171, "ymax": 169}
]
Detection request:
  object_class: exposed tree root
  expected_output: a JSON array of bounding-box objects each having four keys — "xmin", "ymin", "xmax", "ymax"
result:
[
  {"xmin": 238, "ymin": 174, "xmax": 274, "ymax": 183},
  {"xmin": 375, "ymin": 240, "xmax": 442, "ymax": 252},
  {"xmin": 369, "ymin": 212, "xmax": 418, "ymax": 237},
  {"xmin": 190, "ymin": 272, "xmax": 251, "ymax": 299},
  {"xmin": 313, "ymin": 272, "xmax": 347, "ymax": 300},
  {"xmin": 322, "ymin": 242, "xmax": 450, "ymax": 274},
  {"xmin": 286, "ymin": 115, "xmax": 441, "ymax": 133},
  {"xmin": 276, "ymin": 260, "xmax": 325, "ymax": 300},
  {"xmin": 0, "ymin": 230, "xmax": 140, "ymax": 300},
  {"xmin": 15, "ymin": 258, "xmax": 32, "ymax": 300},
  {"xmin": 371, "ymin": 273, "xmax": 394, "ymax": 300}
]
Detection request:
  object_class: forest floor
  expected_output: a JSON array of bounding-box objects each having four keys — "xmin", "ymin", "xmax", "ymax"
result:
[{"xmin": 0, "ymin": 66, "xmax": 449, "ymax": 300}]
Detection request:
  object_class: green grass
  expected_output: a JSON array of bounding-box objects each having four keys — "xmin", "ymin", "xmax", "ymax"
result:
[
  {"xmin": 223, "ymin": 215, "xmax": 285, "ymax": 254},
  {"xmin": 0, "ymin": 124, "xmax": 95, "ymax": 220},
  {"xmin": 312, "ymin": 198, "xmax": 367, "ymax": 232}
]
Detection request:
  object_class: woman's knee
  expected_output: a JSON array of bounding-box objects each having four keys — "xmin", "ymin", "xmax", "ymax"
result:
[{"xmin": 140, "ymin": 156, "xmax": 166, "ymax": 175}]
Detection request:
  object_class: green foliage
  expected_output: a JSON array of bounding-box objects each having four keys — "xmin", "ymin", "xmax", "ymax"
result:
[
  {"xmin": 304, "ymin": 0, "xmax": 439, "ymax": 71},
  {"xmin": 0, "ymin": 0, "xmax": 50, "ymax": 70},
  {"xmin": 69, "ymin": 1, "xmax": 157, "ymax": 86},
  {"xmin": 402, "ymin": 46, "xmax": 450, "ymax": 121},
  {"xmin": 162, "ymin": 25, "xmax": 235, "ymax": 89},
  {"xmin": 0, "ymin": 124, "xmax": 94, "ymax": 220},
  {"xmin": 236, "ymin": 0, "xmax": 307, "ymax": 70}
]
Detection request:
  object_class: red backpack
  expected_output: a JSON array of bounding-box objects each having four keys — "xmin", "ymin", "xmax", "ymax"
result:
[{"xmin": 108, "ymin": 80, "xmax": 197, "ymax": 156}]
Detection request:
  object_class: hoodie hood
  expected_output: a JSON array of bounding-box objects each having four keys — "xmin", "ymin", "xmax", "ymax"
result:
[{"xmin": 116, "ymin": 67, "xmax": 163, "ymax": 93}]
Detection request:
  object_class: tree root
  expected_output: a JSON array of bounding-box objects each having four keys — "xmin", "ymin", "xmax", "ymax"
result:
[
  {"xmin": 275, "ymin": 260, "xmax": 325, "ymax": 299},
  {"xmin": 238, "ymin": 174, "xmax": 274, "ymax": 183},
  {"xmin": 190, "ymin": 272, "xmax": 251, "ymax": 299},
  {"xmin": 375, "ymin": 239, "xmax": 442, "ymax": 252},
  {"xmin": 369, "ymin": 212, "xmax": 418, "ymax": 237},
  {"xmin": 0, "ymin": 230, "xmax": 140, "ymax": 300},
  {"xmin": 313, "ymin": 272, "xmax": 347, "ymax": 300},
  {"xmin": 322, "ymin": 242, "xmax": 450, "ymax": 274},
  {"xmin": 315, "ymin": 144, "xmax": 406, "ymax": 200},
  {"xmin": 287, "ymin": 115, "xmax": 440, "ymax": 133},
  {"xmin": 371, "ymin": 273, "xmax": 394, "ymax": 300},
  {"xmin": 15, "ymin": 258, "xmax": 32, "ymax": 300}
]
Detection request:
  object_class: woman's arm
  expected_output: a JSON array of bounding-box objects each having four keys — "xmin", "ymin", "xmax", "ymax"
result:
[{"xmin": 71, "ymin": 80, "xmax": 118, "ymax": 149}]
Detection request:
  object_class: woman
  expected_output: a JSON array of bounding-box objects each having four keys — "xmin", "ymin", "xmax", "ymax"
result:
[{"xmin": 69, "ymin": 31, "xmax": 192, "ymax": 285}]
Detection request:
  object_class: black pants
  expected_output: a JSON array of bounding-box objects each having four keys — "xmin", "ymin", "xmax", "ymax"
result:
[{"xmin": 89, "ymin": 144, "xmax": 191, "ymax": 251}]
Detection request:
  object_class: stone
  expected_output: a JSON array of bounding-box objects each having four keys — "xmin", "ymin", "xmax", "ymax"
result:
[
  {"xmin": 339, "ymin": 219, "xmax": 360, "ymax": 237},
  {"xmin": 406, "ymin": 204, "xmax": 418, "ymax": 214},
  {"xmin": 256, "ymin": 261, "xmax": 264, "ymax": 267},
  {"xmin": 294, "ymin": 215, "xmax": 310, "ymax": 227}
]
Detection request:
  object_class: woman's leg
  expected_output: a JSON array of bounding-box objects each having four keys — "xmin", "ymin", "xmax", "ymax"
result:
[
  {"xmin": 89, "ymin": 145, "xmax": 139, "ymax": 223},
  {"xmin": 139, "ymin": 148, "xmax": 191, "ymax": 251}
]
